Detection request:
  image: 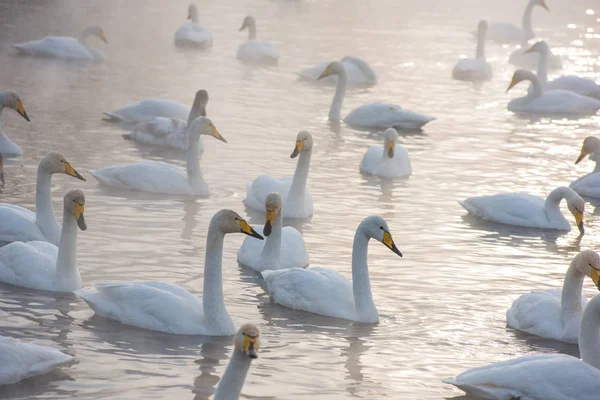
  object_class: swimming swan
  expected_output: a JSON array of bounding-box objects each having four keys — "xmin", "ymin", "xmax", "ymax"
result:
[
  {"xmin": 571, "ymin": 136, "xmax": 600, "ymax": 198},
  {"xmin": 444, "ymin": 292, "xmax": 600, "ymax": 400},
  {"xmin": 359, "ymin": 128, "xmax": 411, "ymax": 178},
  {"xmin": 319, "ymin": 61, "xmax": 435, "ymax": 130},
  {"xmin": 0, "ymin": 189, "xmax": 87, "ymax": 292},
  {"xmin": 238, "ymin": 192, "xmax": 309, "ymax": 272},
  {"xmin": 237, "ymin": 16, "xmax": 279, "ymax": 64},
  {"xmin": 506, "ymin": 250, "xmax": 600, "ymax": 344},
  {"xmin": 262, "ymin": 216, "xmax": 402, "ymax": 323},
  {"xmin": 298, "ymin": 56, "xmax": 377, "ymax": 86},
  {"xmin": 0, "ymin": 90, "xmax": 30, "ymax": 157},
  {"xmin": 174, "ymin": 4, "xmax": 213, "ymax": 48},
  {"xmin": 244, "ymin": 131, "xmax": 313, "ymax": 218},
  {"xmin": 90, "ymin": 117, "xmax": 226, "ymax": 196},
  {"xmin": 485, "ymin": 0, "xmax": 549, "ymax": 43},
  {"xmin": 452, "ymin": 21, "xmax": 493, "ymax": 82},
  {"xmin": 506, "ymin": 70, "xmax": 600, "ymax": 115},
  {"xmin": 124, "ymin": 90, "xmax": 208, "ymax": 150},
  {"xmin": 76, "ymin": 210, "xmax": 263, "ymax": 335},
  {"xmin": 0, "ymin": 153, "xmax": 85, "ymax": 245},
  {"xmin": 12, "ymin": 25, "xmax": 108, "ymax": 61},
  {"xmin": 459, "ymin": 186, "xmax": 585, "ymax": 233}
]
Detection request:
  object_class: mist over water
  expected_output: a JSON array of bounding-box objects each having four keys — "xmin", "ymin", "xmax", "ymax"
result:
[{"xmin": 0, "ymin": 0, "xmax": 599, "ymax": 398}]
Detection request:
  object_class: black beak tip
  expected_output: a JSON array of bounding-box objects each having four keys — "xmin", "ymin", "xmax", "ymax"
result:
[
  {"xmin": 290, "ymin": 149, "xmax": 299, "ymax": 159},
  {"xmin": 264, "ymin": 222, "xmax": 272, "ymax": 237},
  {"xmin": 77, "ymin": 217, "xmax": 87, "ymax": 231},
  {"xmin": 578, "ymin": 222, "xmax": 585, "ymax": 235},
  {"xmin": 251, "ymin": 229, "xmax": 264, "ymax": 240},
  {"xmin": 22, "ymin": 112, "xmax": 31, "ymax": 122},
  {"xmin": 391, "ymin": 245, "xmax": 403, "ymax": 257}
]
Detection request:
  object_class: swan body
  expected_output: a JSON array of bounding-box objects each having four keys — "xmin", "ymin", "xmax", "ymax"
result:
[
  {"xmin": 0, "ymin": 337, "xmax": 73, "ymax": 385},
  {"xmin": 237, "ymin": 16, "xmax": 279, "ymax": 64},
  {"xmin": 174, "ymin": 4, "xmax": 213, "ymax": 48},
  {"xmin": 298, "ymin": 56, "xmax": 377, "ymax": 86},
  {"xmin": 319, "ymin": 61, "xmax": 435, "ymax": 130},
  {"xmin": 124, "ymin": 90, "xmax": 208, "ymax": 150},
  {"xmin": 244, "ymin": 131, "xmax": 313, "ymax": 219},
  {"xmin": 0, "ymin": 190, "xmax": 87, "ymax": 293},
  {"xmin": 571, "ymin": 136, "xmax": 600, "ymax": 197},
  {"xmin": 76, "ymin": 210, "xmax": 264, "ymax": 335},
  {"xmin": 359, "ymin": 128, "xmax": 411, "ymax": 178},
  {"xmin": 506, "ymin": 251, "xmax": 600, "ymax": 344},
  {"xmin": 0, "ymin": 91, "xmax": 30, "ymax": 158},
  {"xmin": 103, "ymin": 99, "xmax": 190, "ymax": 125},
  {"xmin": 262, "ymin": 216, "xmax": 402, "ymax": 323},
  {"xmin": 214, "ymin": 324, "xmax": 260, "ymax": 400},
  {"xmin": 91, "ymin": 117, "xmax": 226, "ymax": 196},
  {"xmin": 485, "ymin": 0, "xmax": 549, "ymax": 43},
  {"xmin": 444, "ymin": 293, "xmax": 600, "ymax": 400},
  {"xmin": 0, "ymin": 153, "xmax": 85, "ymax": 245},
  {"xmin": 12, "ymin": 25, "xmax": 107, "ymax": 61},
  {"xmin": 459, "ymin": 186, "xmax": 585, "ymax": 232},
  {"xmin": 238, "ymin": 192, "xmax": 309, "ymax": 272},
  {"xmin": 452, "ymin": 21, "xmax": 493, "ymax": 82},
  {"xmin": 506, "ymin": 70, "xmax": 600, "ymax": 115}
]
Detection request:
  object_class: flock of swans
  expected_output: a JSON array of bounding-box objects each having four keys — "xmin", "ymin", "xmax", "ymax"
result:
[{"xmin": 1, "ymin": 0, "xmax": 600, "ymax": 398}]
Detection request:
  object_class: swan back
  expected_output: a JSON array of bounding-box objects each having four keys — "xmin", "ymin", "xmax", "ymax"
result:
[{"xmin": 576, "ymin": 137, "xmax": 600, "ymax": 165}]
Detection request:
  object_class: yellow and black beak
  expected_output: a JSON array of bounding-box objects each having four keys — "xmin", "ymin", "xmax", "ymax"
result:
[
  {"xmin": 64, "ymin": 162, "xmax": 86, "ymax": 181},
  {"xmin": 16, "ymin": 99, "xmax": 30, "ymax": 122},
  {"xmin": 540, "ymin": 0, "xmax": 549, "ymax": 11},
  {"xmin": 382, "ymin": 230, "xmax": 402, "ymax": 257},
  {"xmin": 239, "ymin": 219, "xmax": 264, "ymax": 240},
  {"xmin": 264, "ymin": 208, "xmax": 276, "ymax": 236},
  {"xmin": 386, "ymin": 139, "xmax": 395, "ymax": 158},
  {"xmin": 211, "ymin": 125, "xmax": 227, "ymax": 143},
  {"xmin": 317, "ymin": 65, "xmax": 332, "ymax": 80},
  {"xmin": 290, "ymin": 140, "xmax": 304, "ymax": 158},
  {"xmin": 591, "ymin": 268, "xmax": 600, "ymax": 291},
  {"xmin": 506, "ymin": 76, "xmax": 519, "ymax": 93},
  {"xmin": 575, "ymin": 149, "xmax": 588, "ymax": 165},
  {"xmin": 575, "ymin": 210, "xmax": 584, "ymax": 234},
  {"xmin": 100, "ymin": 31, "xmax": 108, "ymax": 44},
  {"xmin": 242, "ymin": 333, "xmax": 259, "ymax": 359},
  {"xmin": 74, "ymin": 202, "xmax": 87, "ymax": 231},
  {"xmin": 524, "ymin": 45, "xmax": 535, "ymax": 54}
]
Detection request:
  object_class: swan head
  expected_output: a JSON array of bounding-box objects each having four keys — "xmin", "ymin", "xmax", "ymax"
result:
[
  {"xmin": 213, "ymin": 209, "xmax": 263, "ymax": 239},
  {"xmin": 573, "ymin": 250, "xmax": 600, "ymax": 290},
  {"xmin": 575, "ymin": 137, "xmax": 600, "ymax": 164},
  {"xmin": 239, "ymin": 16, "xmax": 256, "ymax": 32},
  {"xmin": 187, "ymin": 4, "xmax": 199, "ymax": 21},
  {"xmin": 87, "ymin": 25, "xmax": 108, "ymax": 44},
  {"xmin": 0, "ymin": 91, "xmax": 30, "ymax": 122},
  {"xmin": 318, "ymin": 61, "xmax": 346, "ymax": 79},
  {"xmin": 234, "ymin": 323, "xmax": 260, "ymax": 359},
  {"xmin": 524, "ymin": 40, "xmax": 549, "ymax": 55},
  {"xmin": 40, "ymin": 153, "xmax": 86, "ymax": 181},
  {"xmin": 506, "ymin": 70, "xmax": 533, "ymax": 92},
  {"xmin": 0, "ymin": 154, "xmax": 4, "ymax": 189},
  {"xmin": 263, "ymin": 192, "xmax": 283, "ymax": 236},
  {"xmin": 533, "ymin": 0, "xmax": 549, "ymax": 11},
  {"xmin": 64, "ymin": 189, "xmax": 87, "ymax": 231},
  {"xmin": 290, "ymin": 131, "xmax": 313, "ymax": 158},
  {"xmin": 383, "ymin": 128, "xmax": 399, "ymax": 158},
  {"xmin": 359, "ymin": 216, "xmax": 402, "ymax": 257},
  {"xmin": 477, "ymin": 20, "xmax": 488, "ymax": 35},
  {"xmin": 566, "ymin": 193, "xmax": 585, "ymax": 234},
  {"xmin": 195, "ymin": 89, "xmax": 209, "ymax": 105},
  {"xmin": 188, "ymin": 117, "xmax": 227, "ymax": 143}
]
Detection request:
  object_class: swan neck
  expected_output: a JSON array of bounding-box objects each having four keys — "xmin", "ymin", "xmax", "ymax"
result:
[
  {"xmin": 186, "ymin": 134, "xmax": 203, "ymax": 189},
  {"xmin": 190, "ymin": 9, "xmax": 199, "ymax": 23},
  {"xmin": 260, "ymin": 211, "xmax": 282, "ymax": 269},
  {"xmin": 329, "ymin": 69, "xmax": 348, "ymax": 121},
  {"xmin": 287, "ymin": 149, "xmax": 311, "ymax": 204},
  {"xmin": 525, "ymin": 72, "xmax": 543, "ymax": 98},
  {"xmin": 54, "ymin": 209, "xmax": 81, "ymax": 292},
  {"xmin": 186, "ymin": 99, "xmax": 207, "ymax": 126},
  {"xmin": 351, "ymin": 229, "xmax": 377, "ymax": 321},
  {"xmin": 580, "ymin": 299, "xmax": 600, "ymax": 369},
  {"xmin": 35, "ymin": 167, "xmax": 59, "ymax": 242},
  {"xmin": 544, "ymin": 187, "xmax": 570, "ymax": 224},
  {"xmin": 214, "ymin": 351, "xmax": 251, "ymax": 400},
  {"xmin": 248, "ymin": 23, "xmax": 257, "ymax": 40},
  {"xmin": 593, "ymin": 157, "xmax": 600, "ymax": 173},
  {"xmin": 536, "ymin": 48, "xmax": 549, "ymax": 84},
  {"xmin": 560, "ymin": 260, "xmax": 585, "ymax": 325},
  {"xmin": 202, "ymin": 221, "xmax": 228, "ymax": 324},
  {"xmin": 77, "ymin": 27, "xmax": 94, "ymax": 45},
  {"xmin": 521, "ymin": 0, "xmax": 536, "ymax": 39},
  {"xmin": 475, "ymin": 26, "xmax": 486, "ymax": 59}
]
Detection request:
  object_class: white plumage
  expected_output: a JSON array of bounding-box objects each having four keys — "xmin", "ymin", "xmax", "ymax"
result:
[
  {"xmin": 237, "ymin": 16, "xmax": 279, "ymax": 64},
  {"xmin": 359, "ymin": 128, "xmax": 411, "ymax": 178},
  {"xmin": 298, "ymin": 56, "xmax": 377, "ymax": 86},
  {"xmin": 174, "ymin": 4, "xmax": 213, "ymax": 48}
]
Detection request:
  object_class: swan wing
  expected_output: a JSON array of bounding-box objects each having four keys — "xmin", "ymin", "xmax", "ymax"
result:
[
  {"xmin": 237, "ymin": 40, "xmax": 279, "ymax": 62},
  {"xmin": 452, "ymin": 58, "xmax": 493, "ymax": 82},
  {"xmin": 12, "ymin": 36, "xmax": 93, "ymax": 59},
  {"xmin": 0, "ymin": 241, "xmax": 58, "ymax": 291},
  {"xmin": 547, "ymin": 76, "xmax": 600, "ymax": 100},
  {"xmin": 125, "ymin": 117, "xmax": 191, "ymax": 150},
  {"xmin": 244, "ymin": 175, "xmax": 289, "ymax": 212},
  {"xmin": 459, "ymin": 193, "xmax": 551, "ymax": 228},
  {"xmin": 0, "ymin": 204, "xmax": 48, "ymax": 244},
  {"xmin": 571, "ymin": 172, "xmax": 600, "ymax": 198},
  {"xmin": 175, "ymin": 22, "xmax": 213, "ymax": 47},
  {"xmin": 345, "ymin": 103, "xmax": 435, "ymax": 130},
  {"xmin": 104, "ymin": 99, "xmax": 190, "ymax": 124},
  {"xmin": 526, "ymin": 91, "xmax": 600, "ymax": 115}
]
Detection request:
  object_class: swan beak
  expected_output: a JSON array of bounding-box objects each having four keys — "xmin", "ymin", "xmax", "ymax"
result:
[
  {"xmin": 317, "ymin": 66, "xmax": 331, "ymax": 80},
  {"xmin": 239, "ymin": 219, "xmax": 264, "ymax": 240},
  {"xmin": 100, "ymin": 32, "xmax": 108, "ymax": 44},
  {"xmin": 591, "ymin": 269, "xmax": 600, "ymax": 290},
  {"xmin": 386, "ymin": 140, "xmax": 395, "ymax": 158},
  {"xmin": 264, "ymin": 209, "xmax": 276, "ymax": 236},
  {"xmin": 540, "ymin": 0, "xmax": 549, "ymax": 11},
  {"xmin": 575, "ymin": 210, "xmax": 584, "ymax": 234},
  {"xmin": 575, "ymin": 150, "xmax": 588, "ymax": 164},
  {"xmin": 506, "ymin": 76, "xmax": 519, "ymax": 93},
  {"xmin": 211, "ymin": 125, "xmax": 227, "ymax": 143},
  {"xmin": 382, "ymin": 230, "xmax": 402, "ymax": 257},
  {"xmin": 243, "ymin": 334, "xmax": 259, "ymax": 359},
  {"xmin": 16, "ymin": 100, "xmax": 30, "ymax": 122},
  {"xmin": 64, "ymin": 162, "xmax": 86, "ymax": 181},
  {"xmin": 74, "ymin": 202, "xmax": 87, "ymax": 231},
  {"xmin": 290, "ymin": 140, "xmax": 304, "ymax": 158},
  {"xmin": 524, "ymin": 45, "xmax": 535, "ymax": 54}
]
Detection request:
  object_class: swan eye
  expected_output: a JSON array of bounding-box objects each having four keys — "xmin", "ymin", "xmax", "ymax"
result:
[{"xmin": 379, "ymin": 226, "xmax": 383, "ymax": 230}]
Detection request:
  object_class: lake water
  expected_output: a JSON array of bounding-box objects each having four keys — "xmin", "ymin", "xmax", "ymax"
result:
[{"xmin": 0, "ymin": 0, "xmax": 599, "ymax": 398}]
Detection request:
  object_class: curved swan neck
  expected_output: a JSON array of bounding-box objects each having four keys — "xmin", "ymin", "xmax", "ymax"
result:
[
  {"xmin": 351, "ymin": 228, "xmax": 377, "ymax": 321},
  {"xmin": 329, "ymin": 69, "xmax": 348, "ymax": 121},
  {"xmin": 521, "ymin": 0, "xmax": 537, "ymax": 39},
  {"xmin": 476, "ymin": 25, "xmax": 486, "ymax": 59},
  {"xmin": 214, "ymin": 351, "xmax": 251, "ymax": 400},
  {"xmin": 544, "ymin": 187, "xmax": 572, "ymax": 223},
  {"xmin": 580, "ymin": 296, "xmax": 600, "ymax": 370},
  {"xmin": 287, "ymin": 149, "xmax": 312, "ymax": 204},
  {"xmin": 186, "ymin": 133, "xmax": 204, "ymax": 189},
  {"xmin": 522, "ymin": 70, "xmax": 543, "ymax": 98},
  {"xmin": 35, "ymin": 167, "xmax": 59, "ymax": 242},
  {"xmin": 54, "ymin": 209, "xmax": 81, "ymax": 292},
  {"xmin": 78, "ymin": 27, "xmax": 95, "ymax": 45},
  {"xmin": 260, "ymin": 210, "xmax": 282, "ymax": 269},
  {"xmin": 561, "ymin": 259, "xmax": 585, "ymax": 325},
  {"xmin": 535, "ymin": 47, "xmax": 549, "ymax": 84},
  {"xmin": 202, "ymin": 220, "xmax": 228, "ymax": 324},
  {"xmin": 247, "ymin": 21, "xmax": 257, "ymax": 40}
]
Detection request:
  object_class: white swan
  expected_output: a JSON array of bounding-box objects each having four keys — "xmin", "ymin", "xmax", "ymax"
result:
[
  {"xmin": 0, "ymin": 336, "xmax": 73, "ymax": 385},
  {"xmin": 90, "ymin": 117, "xmax": 226, "ymax": 196},
  {"xmin": 452, "ymin": 21, "xmax": 493, "ymax": 82},
  {"xmin": 12, "ymin": 25, "xmax": 107, "ymax": 61},
  {"xmin": 244, "ymin": 131, "xmax": 313, "ymax": 219},
  {"xmin": 0, "ymin": 153, "xmax": 85, "ymax": 245},
  {"xmin": 509, "ymin": 40, "xmax": 562, "ymax": 71},
  {"xmin": 174, "ymin": 4, "xmax": 213, "ymax": 48},
  {"xmin": 103, "ymin": 99, "xmax": 190, "ymax": 125},
  {"xmin": 319, "ymin": 61, "xmax": 435, "ymax": 130},
  {"xmin": 298, "ymin": 56, "xmax": 377, "ymax": 86},
  {"xmin": 124, "ymin": 90, "xmax": 208, "ymax": 151},
  {"xmin": 76, "ymin": 210, "xmax": 264, "ymax": 335},
  {"xmin": 527, "ymin": 41, "xmax": 600, "ymax": 99},
  {"xmin": 0, "ymin": 91, "xmax": 30, "ymax": 158},
  {"xmin": 571, "ymin": 137, "xmax": 600, "ymax": 198},
  {"xmin": 459, "ymin": 186, "xmax": 585, "ymax": 233},
  {"xmin": 506, "ymin": 250, "xmax": 600, "ymax": 344},
  {"xmin": 237, "ymin": 16, "xmax": 279, "ymax": 64},
  {"xmin": 238, "ymin": 192, "xmax": 309, "ymax": 272},
  {"xmin": 444, "ymin": 293, "xmax": 600, "ymax": 400},
  {"xmin": 485, "ymin": 0, "xmax": 549, "ymax": 43},
  {"xmin": 214, "ymin": 324, "xmax": 260, "ymax": 400},
  {"xmin": 262, "ymin": 216, "xmax": 402, "ymax": 323},
  {"xmin": 0, "ymin": 189, "xmax": 86, "ymax": 293},
  {"xmin": 506, "ymin": 70, "xmax": 600, "ymax": 115},
  {"xmin": 359, "ymin": 128, "xmax": 412, "ymax": 179}
]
